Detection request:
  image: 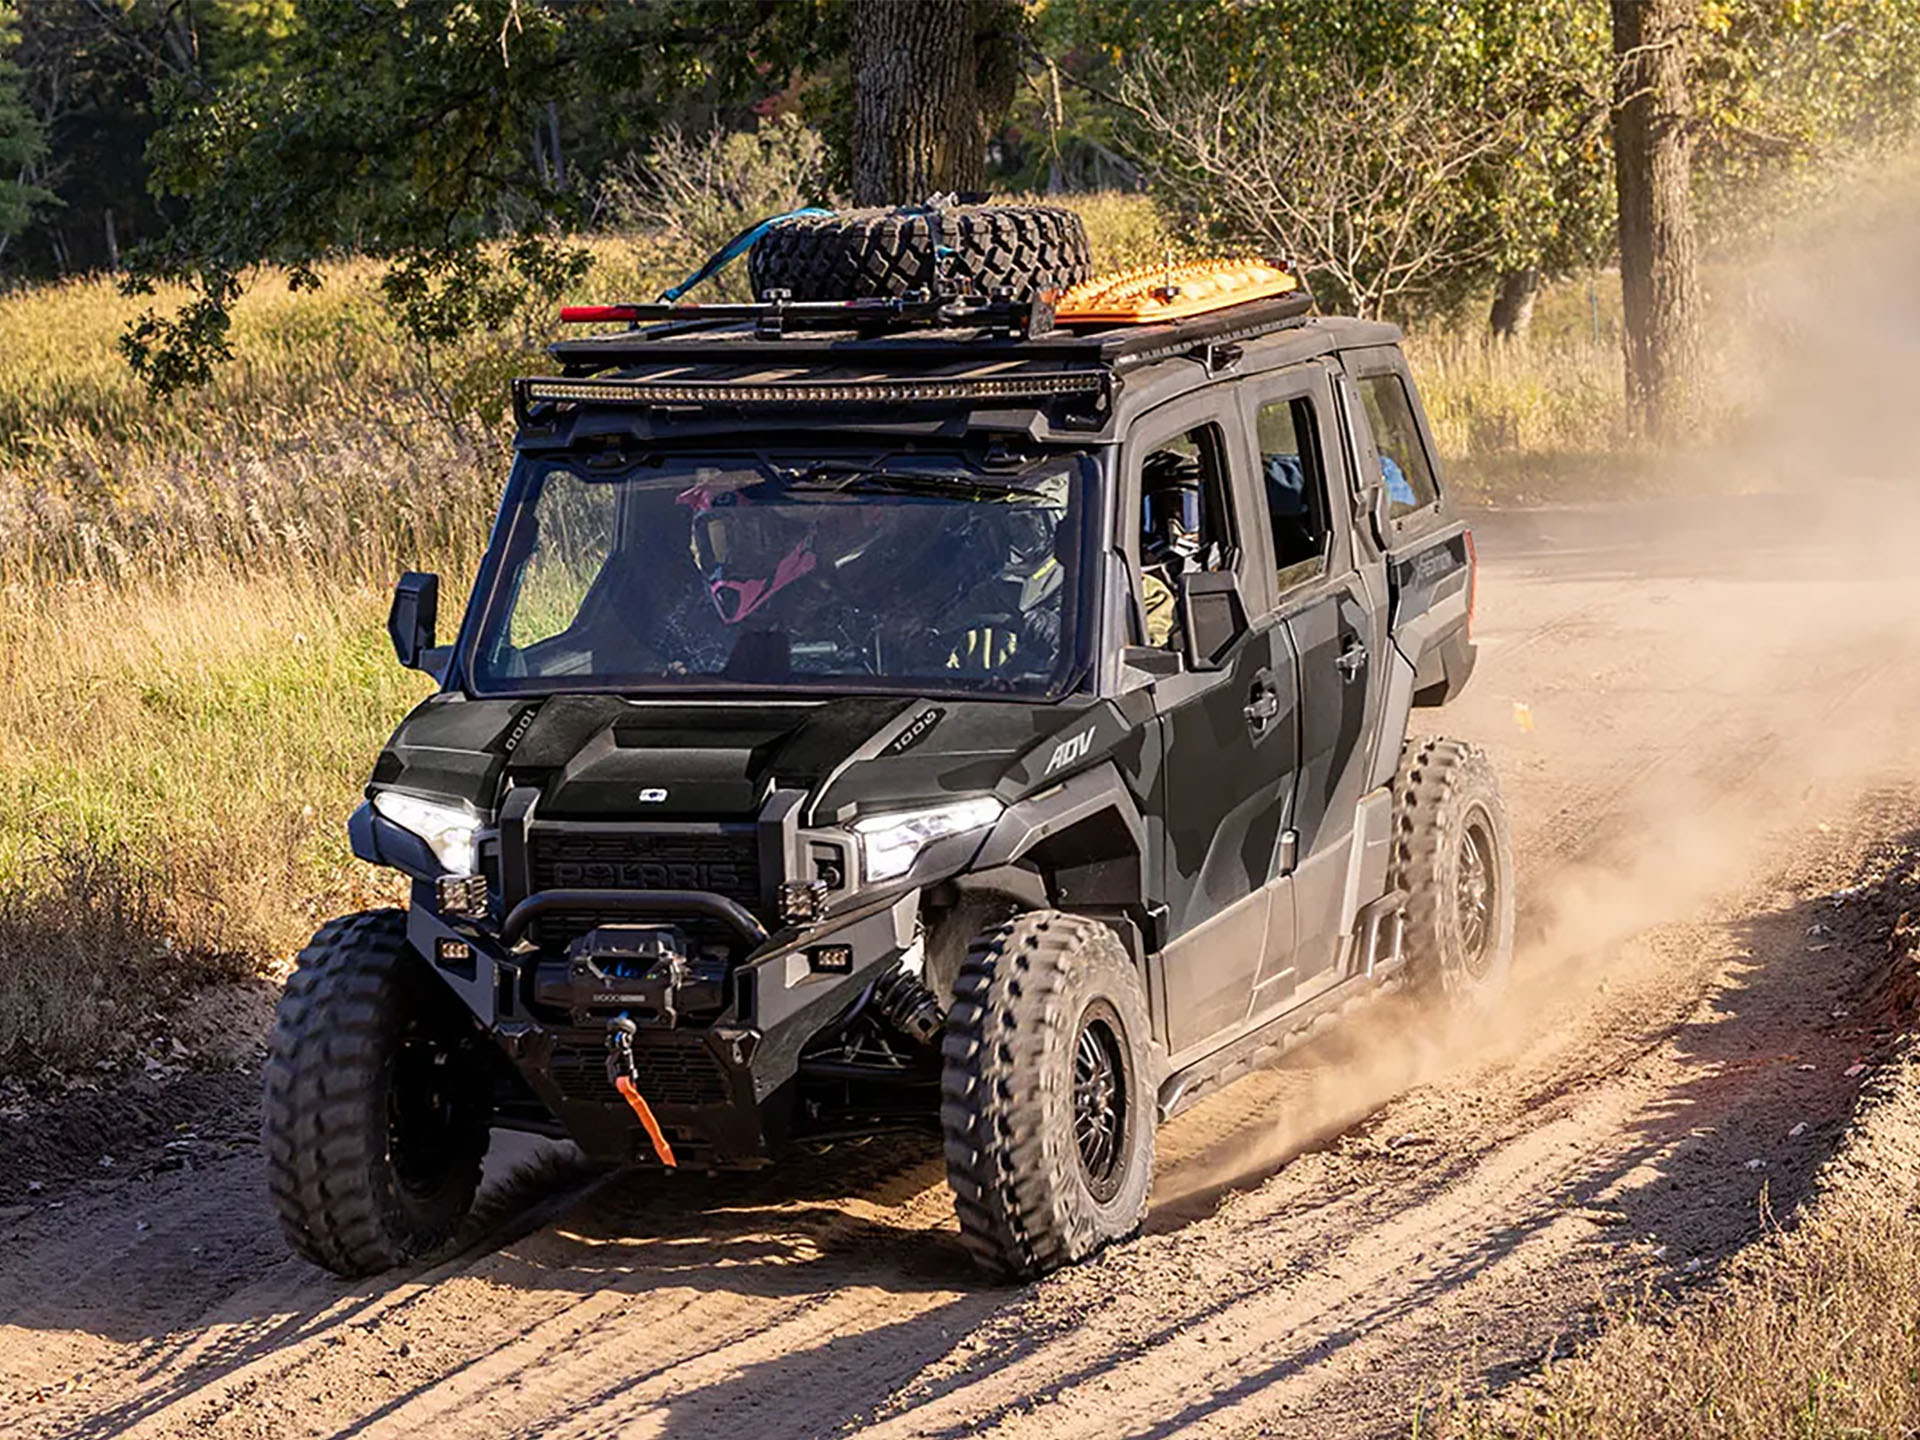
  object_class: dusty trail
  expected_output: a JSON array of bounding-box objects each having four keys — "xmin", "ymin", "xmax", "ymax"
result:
[{"xmin": 4, "ymin": 489, "xmax": 1920, "ymax": 1440}]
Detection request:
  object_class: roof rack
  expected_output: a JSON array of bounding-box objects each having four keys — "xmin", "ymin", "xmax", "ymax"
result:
[
  {"xmin": 556, "ymin": 287, "xmax": 1062, "ymax": 342},
  {"xmin": 522, "ymin": 260, "xmax": 1317, "ymax": 425}
]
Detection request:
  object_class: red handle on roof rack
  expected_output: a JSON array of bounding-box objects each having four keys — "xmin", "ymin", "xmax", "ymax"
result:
[{"xmin": 559, "ymin": 305, "xmax": 646, "ymax": 324}]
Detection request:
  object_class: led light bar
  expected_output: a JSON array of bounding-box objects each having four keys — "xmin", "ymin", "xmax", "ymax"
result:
[{"xmin": 517, "ymin": 372, "xmax": 1104, "ymax": 410}]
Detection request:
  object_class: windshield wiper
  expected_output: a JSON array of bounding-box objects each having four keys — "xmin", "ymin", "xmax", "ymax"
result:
[{"xmin": 782, "ymin": 462, "xmax": 1044, "ymax": 501}]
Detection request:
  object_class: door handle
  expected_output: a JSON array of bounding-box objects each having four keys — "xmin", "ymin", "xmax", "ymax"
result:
[
  {"xmin": 1336, "ymin": 640, "xmax": 1368, "ymax": 682},
  {"xmin": 1244, "ymin": 683, "xmax": 1281, "ymax": 733}
]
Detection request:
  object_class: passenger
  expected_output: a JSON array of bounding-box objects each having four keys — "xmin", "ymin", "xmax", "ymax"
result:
[{"xmin": 1139, "ymin": 450, "xmax": 1205, "ymax": 649}]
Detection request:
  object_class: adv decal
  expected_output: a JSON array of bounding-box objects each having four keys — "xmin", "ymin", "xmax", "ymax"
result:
[{"xmin": 1044, "ymin": 724, "xmax": 1097, "ymax": 776}]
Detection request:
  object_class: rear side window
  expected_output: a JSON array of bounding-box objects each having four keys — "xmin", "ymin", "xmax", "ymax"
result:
[
  {"xmin": 1253, "ymin": 396, "xmax": 1331, "ymax": 597},
  {"xmin": 1357, "ymin": 374, "xmax": 1439, "ymax": 518}
]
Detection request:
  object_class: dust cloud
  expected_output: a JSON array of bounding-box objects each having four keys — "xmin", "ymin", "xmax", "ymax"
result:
[{"xmin": 1153, "ymin": 165, "xmax": 1920, "ymax": 1210}]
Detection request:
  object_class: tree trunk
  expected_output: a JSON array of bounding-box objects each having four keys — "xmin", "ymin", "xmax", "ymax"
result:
[
  {"xmin": 1488, "ymin": 267, "xmax": 1540, "ymax": 339},
  {"xmin": 847, "ymin": 0, "xmax": 1023, "ymax": 207},
  {"xmin": 849, "ymin": 0, "xmax": 977, "ymax": 206},
  {"xmin": 1610, "ymin": 0, "xmax": 1701, "ymax": 439}
]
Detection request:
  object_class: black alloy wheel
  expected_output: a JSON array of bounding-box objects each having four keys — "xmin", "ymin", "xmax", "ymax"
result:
[
  {"xmin": 1072, "ymin": 1006, "xmax": 1129, "ymax": 1201},
  {"xmin": 941, "ymin": 911, "xmax": 1157, "ymax": 1278},
  {"xmin": 1456, "ymin": 807, "xmax": 1499, "ymax": 978}
]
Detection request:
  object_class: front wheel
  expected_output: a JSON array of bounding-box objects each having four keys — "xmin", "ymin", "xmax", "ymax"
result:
[
  {"xmin": 1391, "ymin": 738, "xmax": 1516, "ymax": 1005},
  {"xmin": 262, "ymin": 910, "xmax": 492, "ymax": 1277},
  {"xmin": 941, "ymin": 911, "xmax": 1156, "ymax": 1279}
]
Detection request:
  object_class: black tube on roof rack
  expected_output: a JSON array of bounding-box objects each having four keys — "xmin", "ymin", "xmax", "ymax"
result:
[{"xmin": 545, "ymin": 288, "xmax": 1314, "ymax": 376}]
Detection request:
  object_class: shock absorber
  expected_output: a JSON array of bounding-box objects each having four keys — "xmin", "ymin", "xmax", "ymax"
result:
[{"xmin": 871, "ymin": 966, "xmax": 945, "ymax": 1049}]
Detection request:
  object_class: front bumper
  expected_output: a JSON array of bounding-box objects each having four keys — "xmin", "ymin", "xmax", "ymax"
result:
[{"xmin": 408, "ymin": 885, "xmax": 922, "ymax": 1167}]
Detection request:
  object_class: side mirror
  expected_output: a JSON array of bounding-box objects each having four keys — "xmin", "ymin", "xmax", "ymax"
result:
[
  {"xmin": 388, "ymin": 571, "xmax": 440, "ymax": 672},
  {"xmin": 1179, "ymin": 570, "xmax": 1250, "ymax": 672}
]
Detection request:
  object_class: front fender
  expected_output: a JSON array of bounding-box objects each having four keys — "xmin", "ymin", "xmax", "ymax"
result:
[{"xmin": 975, "ymin": 761, "xmax": 1147, "ymax": 872}]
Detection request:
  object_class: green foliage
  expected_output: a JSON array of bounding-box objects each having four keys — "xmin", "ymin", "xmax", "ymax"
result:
[
  {"xmin": 120, "ymin": 0, "xmax": 824, "ymax": 397},
  {"xmin": 1053, "ymin": 0, "xmax": 1617, "ymax": 320},
  {"xmin": 0, "ymin": 0, "xmax": 49, "ymax": 243},
  {"xmin": 1050, "ymin": 0, "xmax": 1919, "ymax": 323},
  {"xmin": 1696, "ymin": 0, "xmax": 1920, "ymax": 248}
]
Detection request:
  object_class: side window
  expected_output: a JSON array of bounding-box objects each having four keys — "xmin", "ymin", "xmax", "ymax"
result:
[
  {"xmin": 1135, "ymin": 422, "xmax": 1235, "ymax": 649},
  {"xmin": 1254, "ymin": 395, "xmax": 1331, "ymax": 598},
  {"xmin": 1357, "ymin": 374, "xmax": 1439, "ymax": 519}
]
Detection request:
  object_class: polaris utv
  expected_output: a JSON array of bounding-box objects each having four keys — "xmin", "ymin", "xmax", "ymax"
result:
[{"xmin": 264, "ymin": 204, "xmax": 1510, "ymax": 1281}]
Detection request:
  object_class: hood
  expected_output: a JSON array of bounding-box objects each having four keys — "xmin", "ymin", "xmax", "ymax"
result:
[{"xmin": 368, "ymin": 692, "xmax": 1122, "ymax": 824}]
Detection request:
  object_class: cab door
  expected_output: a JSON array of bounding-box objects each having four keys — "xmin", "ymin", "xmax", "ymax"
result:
[
  {"xmin": 1124, "ymin": 398, "xmax": 1301, "ymax": 1059},
  {"xmin": 1229, "ymin": 364, "xmax": 1389, "ymax": 998}
]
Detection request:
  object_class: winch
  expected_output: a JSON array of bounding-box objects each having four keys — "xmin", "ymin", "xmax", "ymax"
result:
[{"xmin": 532, "ymin": 925, "xmax": 729, "ymax": 1028}]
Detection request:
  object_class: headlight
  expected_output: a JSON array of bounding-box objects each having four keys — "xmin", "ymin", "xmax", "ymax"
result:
[
  {"xmin": 852, "ymin": 797, "xmax": 1003, "ymax": 883},
  {"xmin": 372, "ymin": 790, "xmax": 481, "ymax": 875}
]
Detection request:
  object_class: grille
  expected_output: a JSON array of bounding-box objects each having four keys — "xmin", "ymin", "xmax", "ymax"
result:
[
  {"xmin": 549, "ymin": 1035, "xmax": 732, "ymax": 1108},
  {"xmin": 528, "ymin": 827, "xmax": 763, "ymax": 946}
]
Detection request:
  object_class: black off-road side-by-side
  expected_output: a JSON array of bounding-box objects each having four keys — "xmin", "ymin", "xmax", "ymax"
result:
[{"xmin": 263, "ymin": 203, "xmax": 1511, "ymax": 1281}]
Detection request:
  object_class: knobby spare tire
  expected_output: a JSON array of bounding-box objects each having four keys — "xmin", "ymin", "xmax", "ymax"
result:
[{"xmin": 747, "ymin": 204, "xmax": 1093, "ymax": 303}]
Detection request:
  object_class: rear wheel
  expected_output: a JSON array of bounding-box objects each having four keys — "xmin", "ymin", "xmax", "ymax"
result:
[
  {"xmin": 1391, "ymin": 738, "xmax": 1516, "ymax": 1005},
  {"xmin": 941, "ymin": 911, "xmax": 1156, "ymax": 1279},
  {"xmin": 262, "ymin": 910, "xmax": 492, "ymax": 1277}
]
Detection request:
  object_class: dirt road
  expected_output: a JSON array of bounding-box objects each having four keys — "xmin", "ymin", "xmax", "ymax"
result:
[{"xmin": 4, "ymin": 489, "xmax": 1920, "ymax": 1440}]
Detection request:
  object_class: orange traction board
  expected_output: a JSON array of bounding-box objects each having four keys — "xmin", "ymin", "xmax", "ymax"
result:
[{"xmin": 1055, "ymin": 258, "xmax": 1303, "ymax": 326}]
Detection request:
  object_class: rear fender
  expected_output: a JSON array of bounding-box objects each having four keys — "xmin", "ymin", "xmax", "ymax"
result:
[{"xmin": 1388, "ymin": 526, "xmax": 1476, "ymax": 708}]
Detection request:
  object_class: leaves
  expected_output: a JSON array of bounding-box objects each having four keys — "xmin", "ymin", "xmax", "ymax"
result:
[{"xmin": 118, "ymin": 0, "xmax": 821, "ymax": 398}]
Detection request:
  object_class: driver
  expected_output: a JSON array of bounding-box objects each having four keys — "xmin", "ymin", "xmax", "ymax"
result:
[
  {"xmin": 1139, "ymin": 450, "xmax": 1205, "ymax": 648},
  {"xmin": 943, "ymin": 503, "xmax": 1065, "ymax": 675}
]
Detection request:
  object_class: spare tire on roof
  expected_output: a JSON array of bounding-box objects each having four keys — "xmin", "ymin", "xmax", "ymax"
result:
[{"xmin": 747, "ymin": 204, "xmax": 1093, "ymax": 304}]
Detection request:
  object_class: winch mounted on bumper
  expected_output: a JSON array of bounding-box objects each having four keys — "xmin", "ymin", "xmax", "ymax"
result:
[{"xmin": 406, "ymin": 882, "xmax": 926, "ymax": 1169}]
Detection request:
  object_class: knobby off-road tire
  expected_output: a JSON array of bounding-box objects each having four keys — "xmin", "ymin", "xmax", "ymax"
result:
[
  {"xmin": 941, "ymin": 911, "xmax": 1156, "ymax": 1279},
  {"xmin": 748, "ymin": 204, "xmax": 1093, "ymax": 303},
  {"xmin": 263, "ymin": 909, "xmax": 492, "ymax": 1277},
  {"xmin": 1391, "ymin": 737, "xmax": 1516, "ymax": 1006}
]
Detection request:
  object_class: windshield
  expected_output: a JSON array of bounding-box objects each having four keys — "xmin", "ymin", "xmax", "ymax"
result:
[{"xmin": 467, "ymin": 450, "xmax": 1091, "ymax": 697}]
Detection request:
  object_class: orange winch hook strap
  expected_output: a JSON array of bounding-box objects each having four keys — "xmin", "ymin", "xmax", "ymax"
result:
[{"xmin": 614, "ymin": 1074, "xmax": 679, "ymax": 1169}]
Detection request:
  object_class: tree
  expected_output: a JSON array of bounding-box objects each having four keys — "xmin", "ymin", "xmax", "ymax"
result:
[
  {"xmin": 0, "ymin": 0, "xmax": 52, "ymax": 259},
  {"xmin": 1055, "ymin": 0, "xmax": 1618, "ymax": 329},
  {"xmin": 116, "ymin": 0, "xmax": 820, "ymax": 395},
  {"xmin": 845, "ymin": 0, "xmax": 1023, "ymax": 204},
  {"xmin": 1610, "ymin": 0, "xmax": 1701, "ymax": 439},
  {"xmin": 114, "ymin": 0, "xmax": 1035, "ymax": 393},
  {"xmin": 1114, "ymin": 50, "xmax": 1514, "ymax": 319},
  {"xmin": 1692, "ymin": 0, "xmax": 1920, "ymax": 250}
]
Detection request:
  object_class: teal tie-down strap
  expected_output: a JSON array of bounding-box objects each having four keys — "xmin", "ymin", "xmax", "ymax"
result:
[{"xmin": 657, "ymin": 207, "xmax": 837, "ymax": 303}]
